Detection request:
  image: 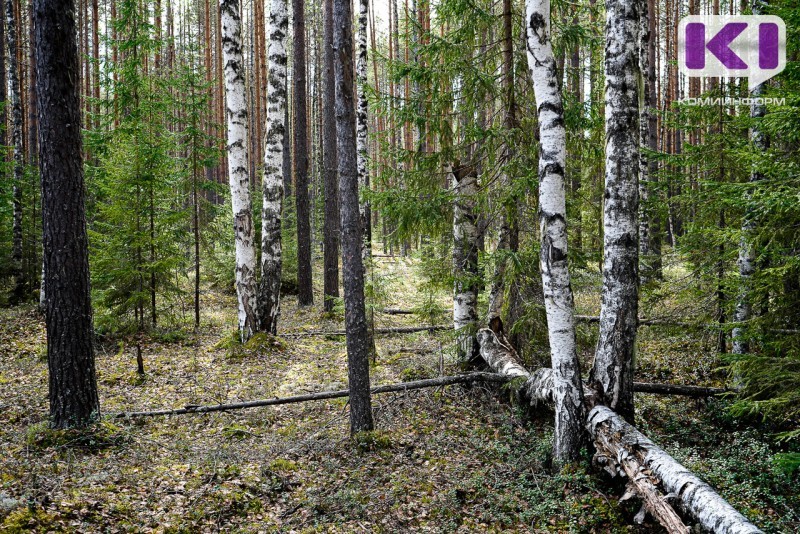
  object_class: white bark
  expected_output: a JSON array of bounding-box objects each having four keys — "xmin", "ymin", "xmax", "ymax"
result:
[
  {"xmin": 592, "ymin": 0, "xmax": 640, "ymax": 421},
  {"xmin": 221, "ymin": 0, "xmax": 258, "ymax": 341},
  {"xmin": 258, "ymin": 0, "xmax": 288, "ymax": 335},
  {"xmin": 451, "ymin": 164, "xmax": 479, "ymax": 361},
  {"xmin": 476, "ymin": 329, "xmax": 763, "ymax": 533},
  {"xmin": 356, "ymin": 0, "xmax": 370, "ymax": 261},
  {"xmin": 525, "ymin": 0, "xmax": 586, "ymax": 464},
  {"xmin": 587, "ymin": 406, "xmax": 763, "ymax": 534}
]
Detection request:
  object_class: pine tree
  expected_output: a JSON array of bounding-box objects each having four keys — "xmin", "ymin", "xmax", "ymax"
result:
[
  {"xmin": 334, "ymin": 0, "xmax": 374, "ymax": 435},
  {"xmin": 35, "ymin": 0, "xmax": 99, "ymax": 428}
]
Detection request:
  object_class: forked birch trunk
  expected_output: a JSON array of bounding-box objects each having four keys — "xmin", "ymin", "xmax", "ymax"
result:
[
  {"xmin": 451, "ymin": 163, "xmax": 479, "ymax": 361},
  {"xmin": 591, "ymin": 0, "xmax": 640, "ymax": 422},
  {"xmin": 525, "ymin": 0, "xmax": 586, "ymax": 465},
  {"xmin": 258, "ymin": 0, "xmax": 288, "ymax": 335},
  {"xmin": 221, "ymin": 0, "xmax": 258, "ymax": 341}
]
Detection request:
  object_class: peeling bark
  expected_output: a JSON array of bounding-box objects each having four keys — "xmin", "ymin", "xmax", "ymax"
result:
[
  {"xmin": 221, "ymin": 0, "xmax": 258, "ymax": 341},
  {"xmin": 476, "ymin": 329, "xmax": 763, "ymax": 533},
  {"xmin": 525, "ymin": 0, "xmax": 586, "ymax": 465},
  {"xmin": 592, "ymin": 0, "xmax": 640, "ymax": 422},
  {"xmin": 452, "ymin": 163, "xmax": 479, "ymax": 361},
  {"xmin": 356, "ymin": 0, "xmax": 371, "ymax": 259},
  {"xmin": 258, "ymin": 0, "xmax": 288, "ymax": 335}
]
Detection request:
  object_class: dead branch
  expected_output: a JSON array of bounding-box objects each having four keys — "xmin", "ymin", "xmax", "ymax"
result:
[{"xmin": 116, "ymin": 372, "xmax": 508, "ymax": 418}]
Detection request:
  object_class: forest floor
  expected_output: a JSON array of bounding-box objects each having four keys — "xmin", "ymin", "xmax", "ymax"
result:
[{"xmin": 1, "ymin": 253, "xmax": 798, "ymax": 533}]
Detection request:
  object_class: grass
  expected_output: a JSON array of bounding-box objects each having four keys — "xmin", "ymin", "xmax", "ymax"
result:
[{"xmin": 0, "ymin": 250, "xmax": 798, "ymax": 532}]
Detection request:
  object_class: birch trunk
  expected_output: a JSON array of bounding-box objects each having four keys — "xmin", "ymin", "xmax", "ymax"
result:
[
  {"xmin": 525, "ymin": 0, "xmax": 586, "ymax": 465},
  {"xmin": 7, "ymin": 0, "xmax": 25, "ymax": 304},
  {"xmin": 35, "ymin": 0, "xmax": 100, "ymax": 428},
  {"xmin": 733, "ymin": 0, "xmax": 768, "ymax": 357},
  {"xmin": 356, "ymin": 0, "xmax": 371, "ymax": 258},
  {"xmin": 221, "ymin": 0, "xmax": 258, "ymax": 341},
  {"xmin": 476, "ymin": 329, "xmax": 763, "ymax": 534},
  {"xmin": 322, "ymin": 0, "xmax": 339, "ymax": 313},
  {"xmin": 591, "ymin": 0, "xmax": 640, "ymax": 422},
  {"xmin": 451, "ymin": 163, "xmax": 479, "ymax": 361},
  {"xmin": 257, "ymin": 0, "xmax": 288, "ymax": 335},
  {"xmin": 334, "ymin": 0, "xmax": 374, "ymax": 434}
]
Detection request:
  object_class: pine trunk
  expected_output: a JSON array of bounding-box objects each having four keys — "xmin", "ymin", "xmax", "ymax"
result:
[
  {"xmin": 257, "ymin": 0, "xmax": 288, "ymax": 335},
  {"xmin": 322, "ymin": 0, "xmax": 339, "ymax": 313},
  {"xmin": 221, "ymin": 0, "xmax": 258, "ymax": 341},
  {"xmin": 487, "ymin": 0, "xmax": 518, "ymax": 323},
  {"xmin": 334, "ymin": 0, "xmax": 374, "ymax": 434},
  {"xmin": 294, "ymin": 0, "xmax": 313, "ymax": 306},
  {"xmin": 34, "ymin": 0, "xmax": 100, "ymax": 428},
  {"xmin": 525, "ymin": 0, "xmax": 586, "ymax": 466},
  {"xmin": 591, "ymin": 0, "xmax": 640, "ymax": 422},
  {"xmin": 7, "ymin": 0, "xmax": 25, "ymax": 304}
]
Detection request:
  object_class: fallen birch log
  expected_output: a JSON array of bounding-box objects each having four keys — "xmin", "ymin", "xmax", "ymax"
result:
[
  {"xmin": 379, "ymin": 308, "xmax": 416, "ymax": 315},
  {"xmin": 282, "ymin": 325, "xmax": 449, "ymax": 337},
  {"xmin": 116, "ymin": 372, "xmax": 507, "ymax": 418},
  {"xmin": 476, "ymin": 328, "xmax": 762, "ymax": 534}
]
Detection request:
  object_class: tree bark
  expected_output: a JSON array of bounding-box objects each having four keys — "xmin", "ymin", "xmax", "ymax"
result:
[
  {"xmin": 451, "ymin": 163, "xmax": 479, "ymax": 361},
  {"xmin": 591, "ymin": 0, "xmax": 640, "ymax": 422},
  {"xmin": 322, "ymin": 0, "xmax": 339, "ymax": 313},
  {"xmin": 356, "ymin": 0, "xmax": 371, "ymax": 258},
  {"xmin": 487, "ymin": 0, "xmax": 519, "ymax": 324},
  {"xmin": 733, "ymin": 0, "xmax": 768, "ymax": 357},
  {"xmin": 294, "ymin": 0, "xmax": 313, "ymax": 306},
  {"xmin": 221, "ymin": 0, "xmax": 258, "ymax": 341},
  {"xmin": 334, "ymin": 0, "xmax": 374, "ymax": 434},
  {"xmin": 258, "ymin": 0, "xmax": 288, "ymax": 335},
  {"xmin": 476, "ymin": 329, "xmax": 763, "ymax": 534},
  {"xmin": 34, "ymin": 0, "xmax": 100, "ymax": 428},
  {"xmin": 7, "ymin": 0, "xmax": 25, "ymax": 304},
  {"xmin": 525, "ymin": 0, "xmax": 586, "ymax": 466}
]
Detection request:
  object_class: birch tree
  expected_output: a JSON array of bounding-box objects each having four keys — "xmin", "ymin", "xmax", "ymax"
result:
[
  {"xmin": 258, "ymin": 0, "xmax": 288, "ymax": 334},
  {"xmin": 334, "ymin": 0, "xmax": 374, "ymax": 434},
  {"xmin": 590, "ymin": 0, "xmax": 640, "ymax": 422},
  {"xmin": 322, "ymin": 0, "xmax": 339, "ymax": 313},
  {"xmin": 733, "ymin": 0, "xmax": 769, "ymax": 358},
  {"xmin": 452, "ymin": 163, "xmax": 479, "ymax": 361},
  {"xmin": 35, "ymin": 0, "xmax": 100, "ymax": 428},
  {"xmin": 526, "ymin": 0, "xmax": 586, "ymax": 465},
  {"xmin": 221, "ymin": 0, "xmax": 258, "ymax": 341},
  {"xmin": 356, "ymin": 0, "xmax": 370, "ymax": 257},
  {"xmin": 6, "ymin": 0, "xmax": 25, "ymax": 304}
]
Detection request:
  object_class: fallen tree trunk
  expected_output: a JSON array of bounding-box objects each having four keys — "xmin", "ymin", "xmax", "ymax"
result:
[
  {"xmin": 283, "ymin": 325, "xmax": 449, "ymax": 337},
  {"xmin": 116, "ymin": 372, "xmax": 507, "ymax": 418},
  {"xmin": 476, "ymin": 328, "xmax": 762, "ymax": 534},
  {"xmin": 379, "ymin": 308, "xmax": 416, "ymax": 315}
]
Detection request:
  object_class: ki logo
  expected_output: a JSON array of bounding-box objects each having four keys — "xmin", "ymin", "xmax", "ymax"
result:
[{"xmin": 678, "ymin": 15, "xmax": 786, "ymax": 90}]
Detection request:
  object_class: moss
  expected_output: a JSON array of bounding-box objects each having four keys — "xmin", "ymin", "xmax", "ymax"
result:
[
  {"xmin": 1, "ymin": 507, "xmax": 60, "ymax": 533},
  {"xmin": 25, "ymin": 420, "xmax": 128, "ymax": 452},
  {"xmin": 354, "ymin": 430, "xmax": 395, "ymax": 452},
  {"xmin": 268, "ymin": 458, "xmax": 298, "ymax": 473}
]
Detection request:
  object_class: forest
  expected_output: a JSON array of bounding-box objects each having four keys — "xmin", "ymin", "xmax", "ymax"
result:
[{"xmin": 0, "ymin": 0, "xmax": 799, "ymax": 530}]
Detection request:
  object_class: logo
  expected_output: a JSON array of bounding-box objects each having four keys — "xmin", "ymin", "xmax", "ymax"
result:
[{"xmin": 678, "ymin": 15, "xmax": 786, "ymax": 89}]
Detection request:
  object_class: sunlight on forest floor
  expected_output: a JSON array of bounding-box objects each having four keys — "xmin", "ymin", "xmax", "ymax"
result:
[{"xmin": 1, "ymin": 253, "xmax": 797, "ymax": 532}]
